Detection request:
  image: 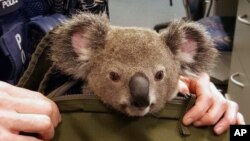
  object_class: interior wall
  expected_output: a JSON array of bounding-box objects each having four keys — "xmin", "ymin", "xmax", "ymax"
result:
[
  {"xmin": 108, "ymin": 0, "xmax": 186, "ymax": 28},
  {"xmin": 211, "ymin": 0, "xmax": 238, "ymax": 16}
]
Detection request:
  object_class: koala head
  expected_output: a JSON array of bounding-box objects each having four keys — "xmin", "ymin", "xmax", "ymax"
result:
[{"xmin": 51, "ymin": 13, "xmax": 217, "ymax": 116}]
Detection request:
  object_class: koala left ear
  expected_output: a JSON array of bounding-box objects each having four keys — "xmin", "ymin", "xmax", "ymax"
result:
[
  {"xmin": 50, "ymin": 13, "xmax": 109, "ymax": 79},
  {"xmin": 160, "ymin": 20, "xmax": 218, "ymax": 76}
]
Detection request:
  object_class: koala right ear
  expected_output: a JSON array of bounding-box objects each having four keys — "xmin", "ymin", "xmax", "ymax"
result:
[
  {"xmin": 160, "ymin": 20, "xmax": 218, "ymax": 77},
  {"xmin": 51, "ymin": 13, "xmax": 109, "ymax": 79}
]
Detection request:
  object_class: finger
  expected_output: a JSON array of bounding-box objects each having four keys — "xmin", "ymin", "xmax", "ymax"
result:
[
  {"xmin": 183, "ymin": 74, "xmax": 213, "ymax": 125},
  {"xmin": 236, "ymin": 112, "xmax": 245, "ymax": 125},
  {"xmin": 214, "ymin": 101, "xmax": 238, "ymax": 135},
  {"xmin": 9, "ymin": 134, "xmax": 43, "ymax": 141},
  {"xmin": 16, "ymin": 99, "xmax": 61, "ymax": 127},
  {"xmin": 1, "ymin": 94, "xmax": 50, "ymax": 114},
  {"xmin": 179, "ymin": 76, "xmax": 191, "ymax": 84},
  {"xmin": 1, "ymin": 111, "xmax": 54, "ymax": 141},
  {"xmin": 0, "ymin": 127, "xmax": 42, "ymax": 141},
  {"xmin": 182, "ymin": 93, "xmax": 212, "ymax": 125},
  {"xmin": 193, "ymin": 99, "xmax": 227, "ymax": 126},
  {"xmin": 178, "ymin": 79, "xmax": 190, "ymax": 95},
  {"xmin": 193, "ymin": 84, "xmax": 227, "ymax": 126},
  {"xmin": 16, "ymin": 114, "xmax": 54, "ymax": 141},
  {"xmin": 0, "ymin": 94, "xmax": 61, "ymax": 128},
  {"xmin": 193, "ymin": 75, "xmax": 211, "ymax": 96}
]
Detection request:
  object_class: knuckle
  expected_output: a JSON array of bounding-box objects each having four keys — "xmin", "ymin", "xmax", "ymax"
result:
[
  {"xmin": 220, "ymin": 99, "xmax": 228, "ymax": 110},
  {"xmin": 40, "ymin": 100, "xmax": 53, "ymax": 116},
  {"xmin": 237, "ymin": 112, "xmax": 245, "ymax": 124},
  {"xmin": 232, "ymin": 101, "xmax": 239, "ymax": 110},
  {"xmin": 238, "ymin": 112, "xmax": 244, "ymax": 119},
  {"xmin": 206, "ymin": 94, "xmax": 213, "ymax": 101},
  {"xmin": 0, "ymin": 112, "xmax": 17, "ymax": 130},
  {"xmin": 221, "ymin": 118, "xmax": 231, "ymax": 127},
  {"xmin": 196, "ymin": 107, "xmax": 204, "ymax": 114},
  {"xmin": 0, "ymin": 130, "xmax": 14, "ymax": 141},
  {"xmin": 194, "ymin": 103, "xmax": 206, "ymax": 114},
  {"xmin": 0, "ymin": 92, "xmax": 9, "ymax": 100},
  {"xmin": 228, "ymin": 100, "xmax": 239, "ymax": 110},
  {"xmin": 203, "ymin": 115, "xmax": 217, "ymax": 125},
  {"xmin": 0, "ymin": 94, "xmax": 11, "ymax": 108},
  {"xmin": 33, "ymin": 91, "xmax": 44, "ymax": 96},
  {"xmin": 0, "ymin": 111, "xmax": 7, "ymax": 122},
  {"xmin": 39, "ymin": 115, "xmax": 53, "ymax": 131},
  {"xmin": 0, "ymin": 110, "xmax": 12, "ymax": 121},
  {"xmin": 191, "ymin": 106, "xmax": 204, "ymax": 118},
  {"xmin": 0, "ymin": 81, "xmax": 9, "ymax": 90},
  {"xmin": 221, "ymin": 113, "xmax": 235, "ymax": 125}
]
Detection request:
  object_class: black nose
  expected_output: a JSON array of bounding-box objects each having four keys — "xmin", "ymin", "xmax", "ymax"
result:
[{"xmin": 129, "ymin": 73, "xmax": 150, "ymax": 108}]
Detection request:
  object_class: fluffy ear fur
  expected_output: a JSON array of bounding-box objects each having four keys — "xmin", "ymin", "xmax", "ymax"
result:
[
  {"xmin": 50, "ymin": 13, "xmax": 109, "ymax": 79},
  {"xmin": 160, "ymin": 20, "xmax": 218, "ymax": 76}
]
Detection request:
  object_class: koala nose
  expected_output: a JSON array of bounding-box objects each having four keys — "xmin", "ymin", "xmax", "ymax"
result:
[{"xmin": 129, "ymin": 73, "xmax": 150, "ymax": 108}]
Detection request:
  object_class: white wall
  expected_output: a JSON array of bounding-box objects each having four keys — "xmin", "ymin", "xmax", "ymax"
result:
[{"xmin": 109, "ymin": 0, "xmax": 186, "ymax": 28}]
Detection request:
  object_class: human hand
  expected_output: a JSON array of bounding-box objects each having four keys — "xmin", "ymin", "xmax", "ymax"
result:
[
  {"xmin": 0, "ymin": 81, "xmax": 61, "ymax": 141},
  {"xmin": 178, "ymin": 73, "xmax": 245, "ymax": 135}
]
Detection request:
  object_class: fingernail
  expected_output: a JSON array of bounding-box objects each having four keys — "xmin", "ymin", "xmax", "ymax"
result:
[
  {"xmin": 183, "ymin": 118, "xmax": 193, "ymax": 125},
  {"xmin": 215, "ymin": 126, "xmax": 224, "ymax": 135}
]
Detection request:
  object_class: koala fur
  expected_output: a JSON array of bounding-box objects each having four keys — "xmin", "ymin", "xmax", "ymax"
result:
[{"xmin": 50, "ymin": 13, "xmax": 217, "ymax": 116}]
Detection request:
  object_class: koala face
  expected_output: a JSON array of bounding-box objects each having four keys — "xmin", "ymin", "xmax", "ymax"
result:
[
  {"xmin": 51, "ymin": 13, "xmax": 217, "ymax": 116},
  {"xmin": 87, "ymin": 28, "xmax": 180, "ymax": 116}
]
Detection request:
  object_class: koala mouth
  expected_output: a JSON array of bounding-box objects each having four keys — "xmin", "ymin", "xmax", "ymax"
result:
[
  {"xmin": 124, "ymin": 106, "xmax": 150, "ymax": 117},
  {"xmin": 120, "ymin": 103, "xmax": 155, "ymax": 117}
]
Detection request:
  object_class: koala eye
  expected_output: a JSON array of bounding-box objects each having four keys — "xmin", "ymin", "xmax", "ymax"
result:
[
  {"xmin": 109, "ymin": 72, "xmax": 120, "ymax": 82},
  {"xmin": 155, "ymin": 70, "xmax": 164, "ymax": 81}
]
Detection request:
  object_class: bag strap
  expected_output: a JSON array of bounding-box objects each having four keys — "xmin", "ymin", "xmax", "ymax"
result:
[
  {"xmin": 17, "ymin": 28, "xmax": 56, "ymax": 91},
  {"xmin": 47, "ymin": 79, "xmax": 79, "ymax": 98}
]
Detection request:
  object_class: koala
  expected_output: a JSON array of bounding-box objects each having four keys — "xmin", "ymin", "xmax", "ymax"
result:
[{"xmin": 50, "ymin": 13, "xmax": 217, "ymax": 116}]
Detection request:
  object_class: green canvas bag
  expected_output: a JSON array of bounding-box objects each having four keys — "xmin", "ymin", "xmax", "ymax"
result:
[
  {"xmin": 18, "ymin": 29, "xmax": 229, "ymax": 141},
  {"xmin": 48, "ymin": 81, "xmax": 229, "ymax": 141}
]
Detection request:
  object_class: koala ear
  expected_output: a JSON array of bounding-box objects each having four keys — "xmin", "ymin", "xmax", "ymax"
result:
[
  {"xmin": 51, "ymin": 13, "xmax": 109, "ymax": 79},
  {"xmin": 160, "ymin": 20, "xmax": 218, "ymax": 76}
]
